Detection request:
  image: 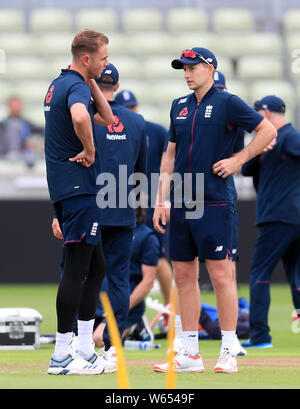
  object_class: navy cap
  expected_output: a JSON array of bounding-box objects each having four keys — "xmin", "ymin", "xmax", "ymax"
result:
[
  {"xmin": 171, "ymin": 47, "xmax": 218, "ymax": 70},
  {"xmin": 115, "ymin": 90, "xmax": 138, "ymax": 107},
  {"xmin": 214, "ymin": 70, "xmax": 226, "ymax": 89},
  {"xmin": 254, "ymin": 95, "xmax": 286, "ymax": 113},
  {"xmin": 96, "ymin": 63, "xmax": 119, "ymax": 85}
]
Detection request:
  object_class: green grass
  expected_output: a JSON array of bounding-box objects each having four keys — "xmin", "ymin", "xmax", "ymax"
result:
[{"xmin": 0, "ymin": 284, "xmax": 300, "ymax": 389}]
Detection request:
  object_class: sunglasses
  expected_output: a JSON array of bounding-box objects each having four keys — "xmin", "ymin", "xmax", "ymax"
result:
[{"xmin": 181, "ymin": 49, "xmax": 213, "ymax": 66}]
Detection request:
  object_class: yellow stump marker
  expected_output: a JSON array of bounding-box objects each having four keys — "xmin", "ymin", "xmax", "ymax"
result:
[
  {"xmin": 100, "ymin": 291, "xmax": 130, "ymax": 389},
  {"xmin": 166, "ymin": 286, "xmax": 177, "ymax": 389}
]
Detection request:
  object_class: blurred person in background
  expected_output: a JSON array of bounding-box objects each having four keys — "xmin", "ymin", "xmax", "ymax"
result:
[
  {"xmin": 241, "ymin": 95, "xmax": 300, "ymax": 349},
  {"xmin": 115, "ymin": 89, "xmax": 173, "ymax": 319},
  {"xmin": 0, "ymin": 95, "xmax": 44, "ymax": 166},
  {"xmin": 92, "ymin": 207, "xmax": 160, "ymax": 348},
  {"xmin": 92, "ymin": 65, "xmax": 147, "ymax": 371}
]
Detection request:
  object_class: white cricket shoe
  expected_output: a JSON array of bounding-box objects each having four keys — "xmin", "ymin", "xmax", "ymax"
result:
[
  {"xmin": 96, "ymin": 346, "xmax": 118, "ymax": 373},
  {"xmin": 153, "ymin": 348, "xmax": 205, "ymax": 373},
  {"xmin": 214, "ymin": 348, "xmax": 238, "ymax": 373},
  {"xmin": 47, "ymin": 353, "xmax": 105, "ymax": 375}
]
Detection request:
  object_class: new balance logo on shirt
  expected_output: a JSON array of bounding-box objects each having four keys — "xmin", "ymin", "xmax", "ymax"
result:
[{"xmin": 215, "ymin": 245, "xmax": 223, "ymax": 252}]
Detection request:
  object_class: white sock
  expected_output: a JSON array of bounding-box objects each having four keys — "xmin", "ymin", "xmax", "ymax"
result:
[
  {"xmin": 77, "ymin": 319, "xmax": 95, "ymax": 357},
  {"xmin": 53, "ymin": 332, "xmax": 73, "ymax": 359},
  {"xmin": 182, "ymin": 331, "xmax": 199, "ymax": 356},
  {"xmin": 175, "ymin": 315, "xmax": 183, "ymax": 338},
  {"xmin": 234, "ymin": 334, "xmax": 240, "ymax": 346},
  {"xmin": 221, "ymin": 330, "xmax": 236, "ymax": 352}
]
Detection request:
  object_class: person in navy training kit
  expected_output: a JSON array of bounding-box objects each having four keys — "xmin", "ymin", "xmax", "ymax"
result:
[
  {"xmin": 91, "ymin": 64, "xmax": 148, "ymax": 370},
  {"xmin": 152, "ymin": 47, "xmax": 277, "ymax": 374},
  {"xmin": 115, "ymin": 89, "xmax": 173, "ymax": 311},
  {"xmin": 92, "ymin": 208, "xmax": 161, "ymax": 348},
  {"xmin": 52, "ymin": 63, "xmax": 147, "ymax": 372},
  {"xmin": 179, "ymin": 70, "xmax": 247, "ymax": 356},
  {"xmin": 45, "ymin": 29, "xmax": 114, "ymax": 375},
  {"xmin": 175, "ymin": 70, "xmax": 248, "ymax": 355},
  {"xmin": 176, "ymin": 70, "xmax": 246, "ymax": 355},
  {"xmin": 241, "ymin": 95, "xmax": 300, "ymax": 348}
]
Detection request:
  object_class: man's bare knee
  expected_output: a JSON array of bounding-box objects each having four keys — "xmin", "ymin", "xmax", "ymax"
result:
[
  {"xmin": 173, "ymin": 260, "xmax": 198, "ymax": 288},
  {"xmin": 206, "ymin": 258, "xmax": 234, "ymax": 289}
]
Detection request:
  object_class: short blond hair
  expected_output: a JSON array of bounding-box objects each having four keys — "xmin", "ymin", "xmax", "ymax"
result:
[{"xmin": 71, "ymin": 29, "xmax": 109, "ymax": 60}]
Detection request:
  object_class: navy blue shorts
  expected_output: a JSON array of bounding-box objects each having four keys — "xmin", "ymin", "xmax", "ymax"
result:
[
  {"xmin": 169, "ymin": 204, "xmax": 235, "ymax": 262},
  {"xmin": 54, "ymin": 194, "xmax": 101, "ymax": 245}
]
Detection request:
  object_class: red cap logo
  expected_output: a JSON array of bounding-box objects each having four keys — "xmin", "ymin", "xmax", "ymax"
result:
[
  {"xmin": 179, "ymin": 107, "xmax": 188, "ymax": 116},
  {"xmin": 107, "ymin": 115, "xmax": 124, "ymax": 133}
]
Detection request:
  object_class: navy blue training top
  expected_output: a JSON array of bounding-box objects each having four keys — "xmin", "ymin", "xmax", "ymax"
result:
[
  {"xmin": 168, "ymin": 86, "xmax": 263, "ymax": 204},
  {"xmin": 44, "ymin": 69, "xmax": 98, "ymax": 203},
  {"xmin": 243, "ymin": 123, "xmax": 300, "ymax": 226},
  {"xmin": 241, "ymin": 154, "xmax": 261, "ymax": 192},
  {"xmin": 94, "ymin": 100, "xmax": 148, "ymax": 227}
]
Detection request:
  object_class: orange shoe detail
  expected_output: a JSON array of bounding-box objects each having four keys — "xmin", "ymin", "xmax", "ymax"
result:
[{"xmin": 187, "ymin": 354, "xmax": 201, "ymax": 360}]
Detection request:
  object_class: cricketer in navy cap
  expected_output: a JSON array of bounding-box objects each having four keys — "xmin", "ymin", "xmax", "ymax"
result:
[
  {"xmin": 254, "ymin": 95, "xmax": 286, "ymax": 114},
  {"xmin": 171, "ymin": 47, "xmax": 218, "ymax": 70},
  {"xmin": 115, "ymin": 89, "xmax": 138, "ymax": 108},
  {"xmin": 214, "ymin": 70, "xmax": 226, "ymax": 90},
  {"xmin": 96, "ymin": 63, "xmax": 119, "ymax": 85}
]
